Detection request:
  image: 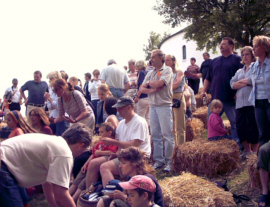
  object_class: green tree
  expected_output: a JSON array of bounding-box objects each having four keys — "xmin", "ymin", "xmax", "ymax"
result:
[
  {"xmin": 154, "ymin": 0, "xmax": 270, "ymax": 52},
  {"xmin": 143, "ymin": 31, "xmax": 170, "ymax": 60}
]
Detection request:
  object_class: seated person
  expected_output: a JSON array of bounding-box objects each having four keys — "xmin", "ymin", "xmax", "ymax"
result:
[
  {"xmin": 119, "ymin": 175, "xmax": 161, "ymax": 207},
  {"xmin": 183, "ymin": 83, "xmax": 193, "ymax": 122},
  {"xmin": 258, "ymin": 142, "xmax": 270, "ymax": 207},
  {"xmin": 97, "ymin": 147, "xmax": 164, "ymax": 207},
  {"xmin": 208, "ymin": 99, "xmax": 232, "ymax": 141},
  {"xmin": 69, "ymin": 122, "xmax": 118, "ymax": 202},
  {"xmin": 98, "ymin": 96, "xmax": 151, "ymax": 189}
]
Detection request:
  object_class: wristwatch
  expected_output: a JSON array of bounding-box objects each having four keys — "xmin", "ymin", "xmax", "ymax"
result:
[{"xmin": 74, "ymin": 119, "xmax": 78, "ymax": 123}]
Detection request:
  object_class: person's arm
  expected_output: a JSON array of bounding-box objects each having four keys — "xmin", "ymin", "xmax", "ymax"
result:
[
  {"xmin": 100, "ymin": 138, "xmax": 142, "ymax": 149},
  {"xmin": 230, "ymin": 69, "xmax": 246, "ymax": 89},
  {"xmin": 52, "ymin": 184, "xmax": 76, "ymax": 207},
  {"xmin": 124, "ymin": 81, "xmax": 130, "ymax": 92},
  {"xmin": 20, "ymin": 88, "xmax": 28, "ymax": 106},
  {"xmin": 209, "ymin": 115, "xmax": 227, "ymax": 134},
  {"xmin": 54, "ymin": 115, "xmax": 64, "ymax": 123},
  {"xmin": 106, "ymin": 116, "xmax": 119, "ymax": 129},
  {"xmin": 81, "ymin": 155, "xmax": 93, "ymax": 173},
  {"xmin": 94, "ymin": 150, "xmax": 115, "ymax": 157},
  {"xmin": 173, "ymin": 70, "xmax": 184, "ymax": 90},
  {"xmin": 200, "ymin": 79, "xmax": 210, "ymax": 98},
  {"xmin": 139, "ymin": 84, "xmax": 161, "ymax": 94},
  {"xmin": 42, "ymin": 182, "xmax": 59, "ymax": 207}
]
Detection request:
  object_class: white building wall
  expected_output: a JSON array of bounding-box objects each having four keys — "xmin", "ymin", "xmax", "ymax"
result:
[{"xmin": 160, "ymin": 32, "xmax": 222, "ymax": 72}]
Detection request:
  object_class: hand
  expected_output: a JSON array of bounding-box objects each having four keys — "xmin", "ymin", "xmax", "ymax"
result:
[
  {"xmin": 24, "ymin": 98, "xmax": 28, "ymax": 106},
  {"xmin": 101, "ymin": 137, "xmax": 114, "ymax": 146},
  {"xmin": 44, "ymin": 92, "xmax": 50, "ymax": 100},
  {"xmin": 109, "ymin": 190, "xmax": 126, "ymax": 201},
  {"xmin": 108, "ymin": 153, "xmax": 118, "ymax": 160},
  {"xmin": 134, "ymin": 96, "xmax": 139, "ymax": 103},
  {"xmin": 62, "ymin": 115, "xmax": 76, "ymax": 123},
  {"xmin": 81, "ymin": 164, "xmax": 87, "ymax": 173},
  {"xmin": 200, "ymin": 92, "xmax": 206, "ymax": 100}
]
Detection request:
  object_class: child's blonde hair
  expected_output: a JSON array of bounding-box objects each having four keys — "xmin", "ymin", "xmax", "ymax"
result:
[
  {"xmin": 98, "ymin": 83, "xmax": 112, "ymax": 96},
  {"xmin": 210, "ymin": 99, "xmax": 223, "ymax": 111},
  {"xmin": 99, "ymin": 122, "xmax": 115, "ymax": 138}
]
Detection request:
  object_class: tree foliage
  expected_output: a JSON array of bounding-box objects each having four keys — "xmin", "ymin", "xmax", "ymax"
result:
[
  {"xmin": 143, "ymin": 31, "xmax": 171, "ymax": 60},
  {"xmin": 154, "ymin": 0, "xmax": 270, "ymax": 52}
]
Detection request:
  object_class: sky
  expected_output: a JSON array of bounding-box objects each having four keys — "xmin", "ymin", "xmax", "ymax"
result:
[{"xmin": 0, "ymin": 0, "xmax": 184, "ymax": 103}]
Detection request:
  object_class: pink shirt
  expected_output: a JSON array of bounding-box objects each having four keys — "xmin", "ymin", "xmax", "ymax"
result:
[{"xmin": 208, "ymin": 113, "xmax": 227, "ymax": 138}]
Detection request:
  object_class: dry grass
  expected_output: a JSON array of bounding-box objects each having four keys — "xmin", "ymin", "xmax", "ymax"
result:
[
  {"xmin": 185, "ymin": 118, "xmax": 205, "ymax": 142},
  {"xmin": 192, "ymin": 106, "xmax": 208, "ymax": 129}
]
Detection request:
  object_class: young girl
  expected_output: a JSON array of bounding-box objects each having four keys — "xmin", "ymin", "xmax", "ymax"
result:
[
  {"xmin": 6, "ymin": 110, "xmax": 36, "ymax": 138},
  {"xmin": 69, "ymin": 122, "xmax": 118, "ymax": 202},
  {"xmin": 96, "ymin": 84, "xmax": 112, "ymax": 128},
  {"xmin": 208, "ymin": 99, "xmax": 232, "ymax": 141}
]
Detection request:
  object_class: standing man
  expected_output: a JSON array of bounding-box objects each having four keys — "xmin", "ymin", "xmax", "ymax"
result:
[
  {"xmin": 185, "ymin": 57, "xmax": 201, "ymax": 95},
  {"xmin": 99, "ymin": 59, "xmax": 130, "ymax": 98},
  {"xmin": 201, "ymin": 37, "xmax": 243, "ymax": 148},
  {"xmin": 140, "ymin": 49, "xmax": 174, "ymax": 172},
  {"xmin": 3, "ymin": 78, "xmax": 21, "ymax": 111},
  {"xmin": 20, "ymin": 71, "xmax": 48, "ymax": 122},
  {"xmin": 84, "ymin": 72, "xmax": 92, "ymax": 102},
  {"xmin": 200, "ymin": 52, "xmax": 212, "ymax": 84}
]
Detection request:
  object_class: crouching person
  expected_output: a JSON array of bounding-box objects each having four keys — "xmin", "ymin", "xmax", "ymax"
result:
[{"xmin": 0, "ymin": 123, "xmax": 92, "ymax": 207}]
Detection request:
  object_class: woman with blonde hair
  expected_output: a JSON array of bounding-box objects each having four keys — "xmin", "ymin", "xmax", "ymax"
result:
[
  {"xmin": 29, "ymin": 108, "xmax": 53, "ymax": 135},
  {"xmin": 230, "ymin": 46, "xmax": 259, "ymax": 158},
  {"xmin": 134, "ymin": 60, "xmax": 150, "ymax": 126},
  {"xmin": 165, "ymin": 54, "xmax": 186, "ymax": 145},
  {"xmin": 69, "ymin": 76, "xmax": 84, "ymax": 94},
  {"xmin": 51, "ymin": 79, "xmax": 95, "ymax": 130}
]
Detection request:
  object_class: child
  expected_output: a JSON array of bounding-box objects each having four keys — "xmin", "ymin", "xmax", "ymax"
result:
[
  {"xmin": 119, "ymin": 175, "xmax": 160, "ymax": 207},
  {"xmin": 183, "ymin": 83, "xmax": 193, "ymax": 122},
  {"xmin": 69, "ymin": 122, "xmax": 118, "ymax": 202},
  {"xmin": 208, "ymin": 99, "xmax": 232, "ymax": 141},
  {"xmin": 6, "ymin": 110, "xmax": 36, "ymax": 138}
]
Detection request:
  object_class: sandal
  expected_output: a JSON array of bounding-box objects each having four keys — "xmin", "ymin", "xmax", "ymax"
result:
[{"xmin": 258, "ymin": 194, "xmax": 268, "ymax": 207}]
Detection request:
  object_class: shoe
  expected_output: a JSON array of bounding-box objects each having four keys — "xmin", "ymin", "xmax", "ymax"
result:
[
  {"xmin": 153, "ymin": 162, "xmax": 165, "ymax": 169},
  {"xmin": 164, "ymin": 163, "xmax": 171, "ymax": 172},
  {"xmin": 258, "ymin": 194, "xmax": 268, "ymax": 207}
]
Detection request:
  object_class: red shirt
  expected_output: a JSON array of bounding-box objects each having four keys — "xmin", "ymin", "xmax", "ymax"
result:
[{"xmin": 92, "ymin": 141, "xmax": 118, "ymax": 159}]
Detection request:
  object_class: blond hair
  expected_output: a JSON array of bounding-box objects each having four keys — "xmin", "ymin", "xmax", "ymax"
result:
[
  {"xmin": 240, "ymin": 46, "xmax": 256, "ymax": 64},
  {"xmin": 98, "ymin": 83, "xmax": 112, "ymax": 96},
  {"xmin": 46, "ymin": 71, "xmax": 62, "ymax": 80},
  {"xmin": 210, "ymin": 99, "xmax": 223, "ymax": 111},
  {"xmin": 253, "ymin": 35, "xmax": 270, "ymax": 58}
]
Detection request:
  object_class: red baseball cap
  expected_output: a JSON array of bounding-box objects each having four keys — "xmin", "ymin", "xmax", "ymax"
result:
[{"xmin": 119, "ymin": 175, "xmax": 156, "ymax": 193}]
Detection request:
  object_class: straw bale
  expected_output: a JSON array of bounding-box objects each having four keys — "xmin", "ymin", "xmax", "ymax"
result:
[
  {"xmin": 185, "ymin": 118, "xmax": 205, "ymax": 142},
  {"xmin": 172, "ymin": 139, "xmax": 240, "ymax": 178},
  {"xmin": 223, "ymin": 120, "xmax": 231, "ymax": 135},
  {"xmin": 195, "ymin": 94, "xmax": 212, "ymax": 108},
  {"xmin": 198, "ymin": 87, "xmax": 203, "ymax": 94},
  {"xmin": 192, "ymin": 106, "xmax": 208, "ymax": 129},
  {"xmin": 159, "ymin": 172, "xmax": 236, "ymax": 207},
  {"xmin": 0, "ymin": 122, "xmax": 7, "ymax": 129}
]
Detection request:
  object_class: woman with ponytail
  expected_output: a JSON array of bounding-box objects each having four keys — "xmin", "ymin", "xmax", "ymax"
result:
[{"xmin": 51, "ymin": 79, "xmax": 95, "ymax": 130}]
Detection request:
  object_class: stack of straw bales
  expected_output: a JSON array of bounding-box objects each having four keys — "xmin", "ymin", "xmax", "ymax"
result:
[
  {"xmin": 172, "ymin": 139, "xmax": 240, "ymax": 177},
  {"xmin": 192, "ymin": 106, "xmax": 208, "ymax": 129},
  {"xmin": 195, "ymin": 94, "xmax": 212, "ymax": 108},
  {"xmin": 223, "ymin": 120, "xmax": 231, "ymax": 135},
  {"xmin": 185, "ymin": 118, "xmax": 205, "ymax": 142},
  {"xmin": 159, "ymin": 172, "xmax": 236, "ymax": 207}
]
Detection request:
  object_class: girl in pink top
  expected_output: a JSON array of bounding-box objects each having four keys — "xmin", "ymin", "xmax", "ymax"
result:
[{"xmin": 208, "ymin": 99, "xmax": 233, "ymax": 141}]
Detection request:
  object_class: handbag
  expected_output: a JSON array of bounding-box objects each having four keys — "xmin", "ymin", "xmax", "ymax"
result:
[
  {"xmin": 172, "ymin": 92, "xmax": 184, "ymax": 108},
  {"xmin": 77, "ymin": 183, "xmax": 103, "ymax": 207}
]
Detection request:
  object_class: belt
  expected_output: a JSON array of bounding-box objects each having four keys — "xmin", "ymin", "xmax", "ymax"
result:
[
  {"xmin": 109, "ymin": 87, "xmax": 125, "ymax": 91},
  {"xmin": 28, "ymin": 103, "xmax": 45, "ymax": 107}
]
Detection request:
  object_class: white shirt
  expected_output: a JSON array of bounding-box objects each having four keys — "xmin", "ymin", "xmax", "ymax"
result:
[
  {"xmin": 1, "ymin": 134, "xmax": 73, "ymax": 189},
  {"xmin": 115, "ymin": 114, "xmax": 151, "ymax": 156},
  {"xmin": 89, "ymin": 80, "xmax": 101, "ymax": 100},
  {"xmin": 46, "ymin": 87, "xmax": 59, "ymax": 118},
  {"xmin": 4, "ymin": 86, "xmax": 21, "ymax": 103}
]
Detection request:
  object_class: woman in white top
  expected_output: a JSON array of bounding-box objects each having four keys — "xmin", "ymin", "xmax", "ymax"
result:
[{"xmin": 89, "ymin": 69, "xmax": 101, "ymax": 123}]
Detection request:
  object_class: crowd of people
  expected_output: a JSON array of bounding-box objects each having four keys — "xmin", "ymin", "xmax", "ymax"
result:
[{"xmin": 0, "ymin": 35, "xmax": 270, "ymax": 207}]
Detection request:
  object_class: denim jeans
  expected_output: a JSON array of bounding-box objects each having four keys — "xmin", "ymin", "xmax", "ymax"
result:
[
  {"xmin": 208, "ymin": 135, "xmax": 233, "ymax": 141},
  {"xmin": 150, "ymin": 106, "xmax": 174, "ymax": 164},
  {"xmin": 91, "ymin": 99, "xmax": 100, "ymax": 124},
  {"xmin": 207, "ymin": 101, "xmax": 241, "ymax": 149},
  {"xmin": 255, "ymin": 99, "xmax": 270, "ymax": 146},
  {"xmin": 109, "ymin": 88, "xmax": 125, "ymax": 99},
  {"xmin": 0, "ymin": 161, "xmax": 24, "ymax": 207}
]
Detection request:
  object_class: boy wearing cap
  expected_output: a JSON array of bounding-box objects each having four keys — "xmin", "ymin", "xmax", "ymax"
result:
[{"xmin": 119, "ymin": 175, "xmax": 160, "ymax": 207}]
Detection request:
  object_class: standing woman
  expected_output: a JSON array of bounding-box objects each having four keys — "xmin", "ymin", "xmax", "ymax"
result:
[
  {"xmin": 134, "ymin": 60, "xmax": 150, "ymax": 126},
  {"xmin": 52, "ymin": 79, "xmax": 95, "ymax": 130},
  {"xmin": 126, "ymin": 59, "xmax": 138, "ymax": 98},
  {"xmin": 165, "ymin": 54, "xmax": 186, "ymax": 145},
  {"xmin": 69, "ymin": 76, "xmax": 84, "ymax": 94},
  {"xmin": 230, "ymin": 46, "xmax": 259, "ymax": 157},
  {"xmin": 248, "ymin": 35, "xmax": 270, "ymax": 147},
  {"xmin": 89, "ymin": 69, "xmax": 101, "ymax": 123}
]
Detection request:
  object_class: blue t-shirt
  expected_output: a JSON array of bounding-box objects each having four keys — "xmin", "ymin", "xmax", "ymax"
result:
[
  {"xmin": 137, "ymin": 70, "xmax": 148, "ymax": 99},
  {"xmin": 206, "ymin": 54, "xmax": 243, "ymax": 102},
  {"xmin": 21, "ymin": 81, "xmax": 48, "ymax": 104}
]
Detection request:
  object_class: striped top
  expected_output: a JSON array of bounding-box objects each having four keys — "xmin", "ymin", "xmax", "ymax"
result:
[{"xmin": 230, "ymin": 65, "xmax": 253, "ymax": 109}]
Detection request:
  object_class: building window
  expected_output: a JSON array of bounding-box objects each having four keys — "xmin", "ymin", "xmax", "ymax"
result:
[{"xmin": 182, "ymin": 45, "xmax": 186, "ymax": 60}]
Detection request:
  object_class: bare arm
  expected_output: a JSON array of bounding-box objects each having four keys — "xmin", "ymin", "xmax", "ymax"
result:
[
  {"xmin": 101, "ymin": 138, "xmax": 142, "ymax": 149},
  {"xmin": 42, "ymin": 182, "xmax": 59, "ymax": 207},
  {"xmin": 173, "ymin": 70, "xmax": 184, "ymax": 90},
  {"xmin": 149, "ymin": 79, "xmax": 165, "ymax": 89},
  {"xmin": 20, "ymin": 88, "xmax": 28, "ymax": 105},
  {"xmin": 124, "ymin": 82, "xmax": 130, "ymax": 92},
  {"xmin": 100, "ymin": 79, "xmax": 105, "ymax": 83},
  {"xmin": 52, "ymin": 184, "xmax": 76, "ymax": 207}
]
